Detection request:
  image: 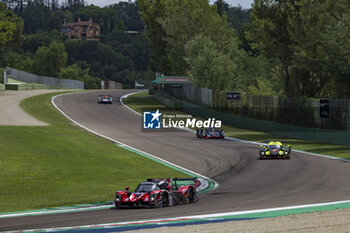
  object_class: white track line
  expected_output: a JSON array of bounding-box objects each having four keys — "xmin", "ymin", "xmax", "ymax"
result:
[
  {"xmin": 8, "ymin": 199, "xmax": 350, "ymax": 233},
  {"xmin": 52, "ymin": 92, "xmax": 219, "ymax": 187},
  {"xmin": 120, "ymin": 91, "xmax": 143, "ymax": 116},
  {"xmin": 0, "ymin": 205, "xmax": 113, "ymax": 219},
  {"xmin": 0, "ymin": 91, "xmax": 218, "ymax": 219}
]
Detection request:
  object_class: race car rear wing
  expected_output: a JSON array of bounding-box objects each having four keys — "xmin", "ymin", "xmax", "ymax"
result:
[
  {"xmin": 145, "ymin": 177, "xmax": 201, "ymax": 190},
  {"xmin": 174, "ymin": 177, "xmax": 200, "ymax": 190}
]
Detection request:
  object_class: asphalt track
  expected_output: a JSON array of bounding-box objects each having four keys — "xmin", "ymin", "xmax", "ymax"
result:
[{"xmin": 1, "ymin": 89, "xmax": 350, "ymax": 232}]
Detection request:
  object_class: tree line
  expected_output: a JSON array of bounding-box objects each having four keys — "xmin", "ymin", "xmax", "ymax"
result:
[
  {"xmin": 139, "ymin": 0, "xmax": 350, "ymax": 98},
  {"xmin": 1, "ymin": 0, "xmax": 149, "ymax": 88},
  {"xmin": 1, "ymin": 0, "xmax": 250, "ymax": 89},
  {"xmin": 3, "ymin": 0, "xmax": 347, "ymax": 97}
]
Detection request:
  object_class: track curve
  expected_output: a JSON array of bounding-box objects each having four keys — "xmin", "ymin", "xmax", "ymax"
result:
[{"xmin": 1, "ymin": 90, "xmax": 350, "ymax": 231}]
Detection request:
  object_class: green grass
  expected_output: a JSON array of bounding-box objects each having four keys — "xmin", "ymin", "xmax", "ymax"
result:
[
  {"xmin": 6, "ymin": 78, "xmax": 65, "ymax": 90},
  {"xmin": 5, "ymin": 78, "xmax": 66, "ymax": 90},
  {"xmin": 7, "ymin": 78, "xmax": 26, "ymax": 84},
  {"xmin": 0, "ymin": 92, "xmax": 187, "ymax": 212},
  {"xmin": 123, "ymin": 92, "xmax": 161, "ymax": 113},
  {"xmin": 19, "ymin": 83, "xmax": 64, "ymax": 90},
  {"xmin": 129, "ymin": 90, "xmax": 152, "ymax": 98},
  {"xmin": 123, "ymin": 91, "xmax": 350, "ymax": 160}
]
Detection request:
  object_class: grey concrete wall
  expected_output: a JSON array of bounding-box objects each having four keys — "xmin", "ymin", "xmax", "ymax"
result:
[{"xmin": 6, "ymin": 67, "xmax": 84, "ymax": 89}]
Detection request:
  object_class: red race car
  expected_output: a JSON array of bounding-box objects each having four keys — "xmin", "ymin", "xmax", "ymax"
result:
[{"xmin": 114, "ymin": 177, "xmax": 200, "ymax": 208}]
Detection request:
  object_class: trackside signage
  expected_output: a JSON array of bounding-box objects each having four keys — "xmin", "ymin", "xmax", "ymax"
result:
[
  {"xmin": 143, "ymin": 109, "xmax": 222, "ymax": 130},
  {"xmin": 155, "ymin": 76, "xmax": 192, "ymax": 84}
]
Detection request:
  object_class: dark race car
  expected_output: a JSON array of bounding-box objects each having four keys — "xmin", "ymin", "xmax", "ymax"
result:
[
  {"xmin": 196, "ymin": 128, "xmax": 225, "ymax": 139},
  {"xmin": 98, "ymin": 95, "xmax": 113, "ymax": 104},
  {"xmin": 259, "ymin": 141, "xmax": 291, "ymax": 159},
  {"xmin": 114, "ymin": 177, "xmax": 200, "ymax": 208}
]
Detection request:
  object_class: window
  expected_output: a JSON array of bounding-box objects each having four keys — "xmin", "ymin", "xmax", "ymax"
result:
[{"xmin": 61, "ymin": 27, "xmax": 70, "ymax": 33}]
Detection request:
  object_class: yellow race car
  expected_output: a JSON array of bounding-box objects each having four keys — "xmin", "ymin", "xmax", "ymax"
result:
[{"xmin": 259, "ymin": 141, "xmax": 291, "ymax": 159}]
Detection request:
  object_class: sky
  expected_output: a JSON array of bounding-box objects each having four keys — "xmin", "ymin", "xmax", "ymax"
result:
[{"xmin": 85, "ymin": 0, "xmax": 254, "ymax": 9}]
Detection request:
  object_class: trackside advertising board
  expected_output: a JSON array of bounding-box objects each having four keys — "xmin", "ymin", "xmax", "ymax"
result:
[{"xmin": 155, "ymin": 76, "xmax": 192, "ymax": 84}]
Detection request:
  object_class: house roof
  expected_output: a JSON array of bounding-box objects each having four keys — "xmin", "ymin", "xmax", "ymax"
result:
[{"xmin": 62, "ymin": 20, "xmax": 99, "ymax": 28}]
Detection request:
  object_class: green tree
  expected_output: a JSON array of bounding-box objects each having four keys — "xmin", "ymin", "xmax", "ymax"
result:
[
  {"xmin": 159, "ymin": 0, "xmax": 246, "ymax": 91},
  {"xmin": 31, "ymin": 41, "xmax": 67, "ymax": 77},
  {"xmin": 248, "ymin": 0, "xmax": 350, "ymax": 98},
  {"xmin": 226, "ymin": 6, "xmax": 251, "ymax": 31},
  {"xmin": 247, "ymin": 0, "xmax": 297, "ymax": 97},
  {"xmin": 247, "ymin": 77, "xmax": 277, "ymax": 96},
  {"xmin": 159, "ymin": 0, "xmax": 229, "ymax": 75},
  {"xmin": 0, "ymin": 2, "xmax": 23, "ymax": 66},
  {"xmin": 214, "ymin": 0, "xmax": 226, "ymax": 16},
  {"xmin": 289, "ymin": 0, "xmax": 350, "ymax": 98},
  {"xmin": 186, "ymin": 35, "xmax": 239, "ymax": 91},
  {"xmin": 48, "ymin": 10, "xmax": 67, "ymax": 31},
  {"xmin": 21, "ymin": 30, "xmax": 61, "ymax": 53},
  {"xmin": 112, "ymin": 1, "xmax": 144, "ymax": 31},
  {"xmin": 21, "ymin": 1, "xmax": 51, "ymax": 34},
  {"xmin": 138, "ymin": 0, "xmax": 171, "ymax": 74},
  {"xmin": 103, "ymin": 30, "xmax": 149, "ymax": 71},
  {"xmin": 74, "ymin": 5, "xmax": 124, "ymax": 34},
  {"xmin": 65, "ymin": 40, "xmax": 128, "ymax": 80},
  {"xmin": 139, "ymin": 0, "xmax": 253, "ymax": 91},
  {"xmin": 58, "ymin": 63, "xmax": 100, "ymax": 89}
]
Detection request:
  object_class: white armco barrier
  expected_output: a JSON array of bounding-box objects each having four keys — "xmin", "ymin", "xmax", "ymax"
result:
[{"xmin": 6, "ymin": 67, "xmax": 84, "ymax": 89}]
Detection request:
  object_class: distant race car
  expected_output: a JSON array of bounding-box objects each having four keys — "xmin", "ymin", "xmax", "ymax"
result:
[
  {"xmin": 196, "ymin": 128, "xmax": 225, "ymax": 139},
  {"xmin": 259, "ymin": 141, "xmax": 291, "ymax": 159},
  {"xmin": 114, "ymin": 177, "xmax": 200, "ymax": 208},
  {"xmin": 98, "ymin": 95, "xmax": 112, "ymax": 104}
]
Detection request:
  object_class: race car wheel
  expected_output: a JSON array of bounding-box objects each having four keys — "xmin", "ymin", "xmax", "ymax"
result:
[
  {"xmin": 188, "ymin": 188, "xmax": 195, "ymax": 203},
  {"xmin": 162, "ymin": 193, "xmax": 169, "ymax": 207}
]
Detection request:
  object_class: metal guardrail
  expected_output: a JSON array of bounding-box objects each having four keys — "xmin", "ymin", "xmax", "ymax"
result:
[{"xmin": 5, "ymin": 67, "xmax": 84, "ymax": 89}]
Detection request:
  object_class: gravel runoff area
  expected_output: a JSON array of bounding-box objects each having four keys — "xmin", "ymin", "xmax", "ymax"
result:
[
  {"xmin": 0, "ymin": 90, "xmax": 67, "ymax": 126},
  {"xmin": 121, "ymin": 208, "xmax": 350, "ymax": 233}
]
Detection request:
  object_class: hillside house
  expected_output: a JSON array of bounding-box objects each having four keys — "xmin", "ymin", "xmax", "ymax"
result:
[{"xmin": 61, "ymin": 18, "xmax": 100, "ymax": 40}]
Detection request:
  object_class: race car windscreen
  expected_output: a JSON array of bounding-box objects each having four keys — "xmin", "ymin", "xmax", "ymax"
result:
[
  {"xmin": 208, "ymin": 128, "xmax": 217, "ymax": 134},
  {"xmin": 135, "ymin": 183, "xmax": 159, "ymax": 192},
  {"xmin": 268, "ymin": 145, "xmax": 281, "ymax": 150}
]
